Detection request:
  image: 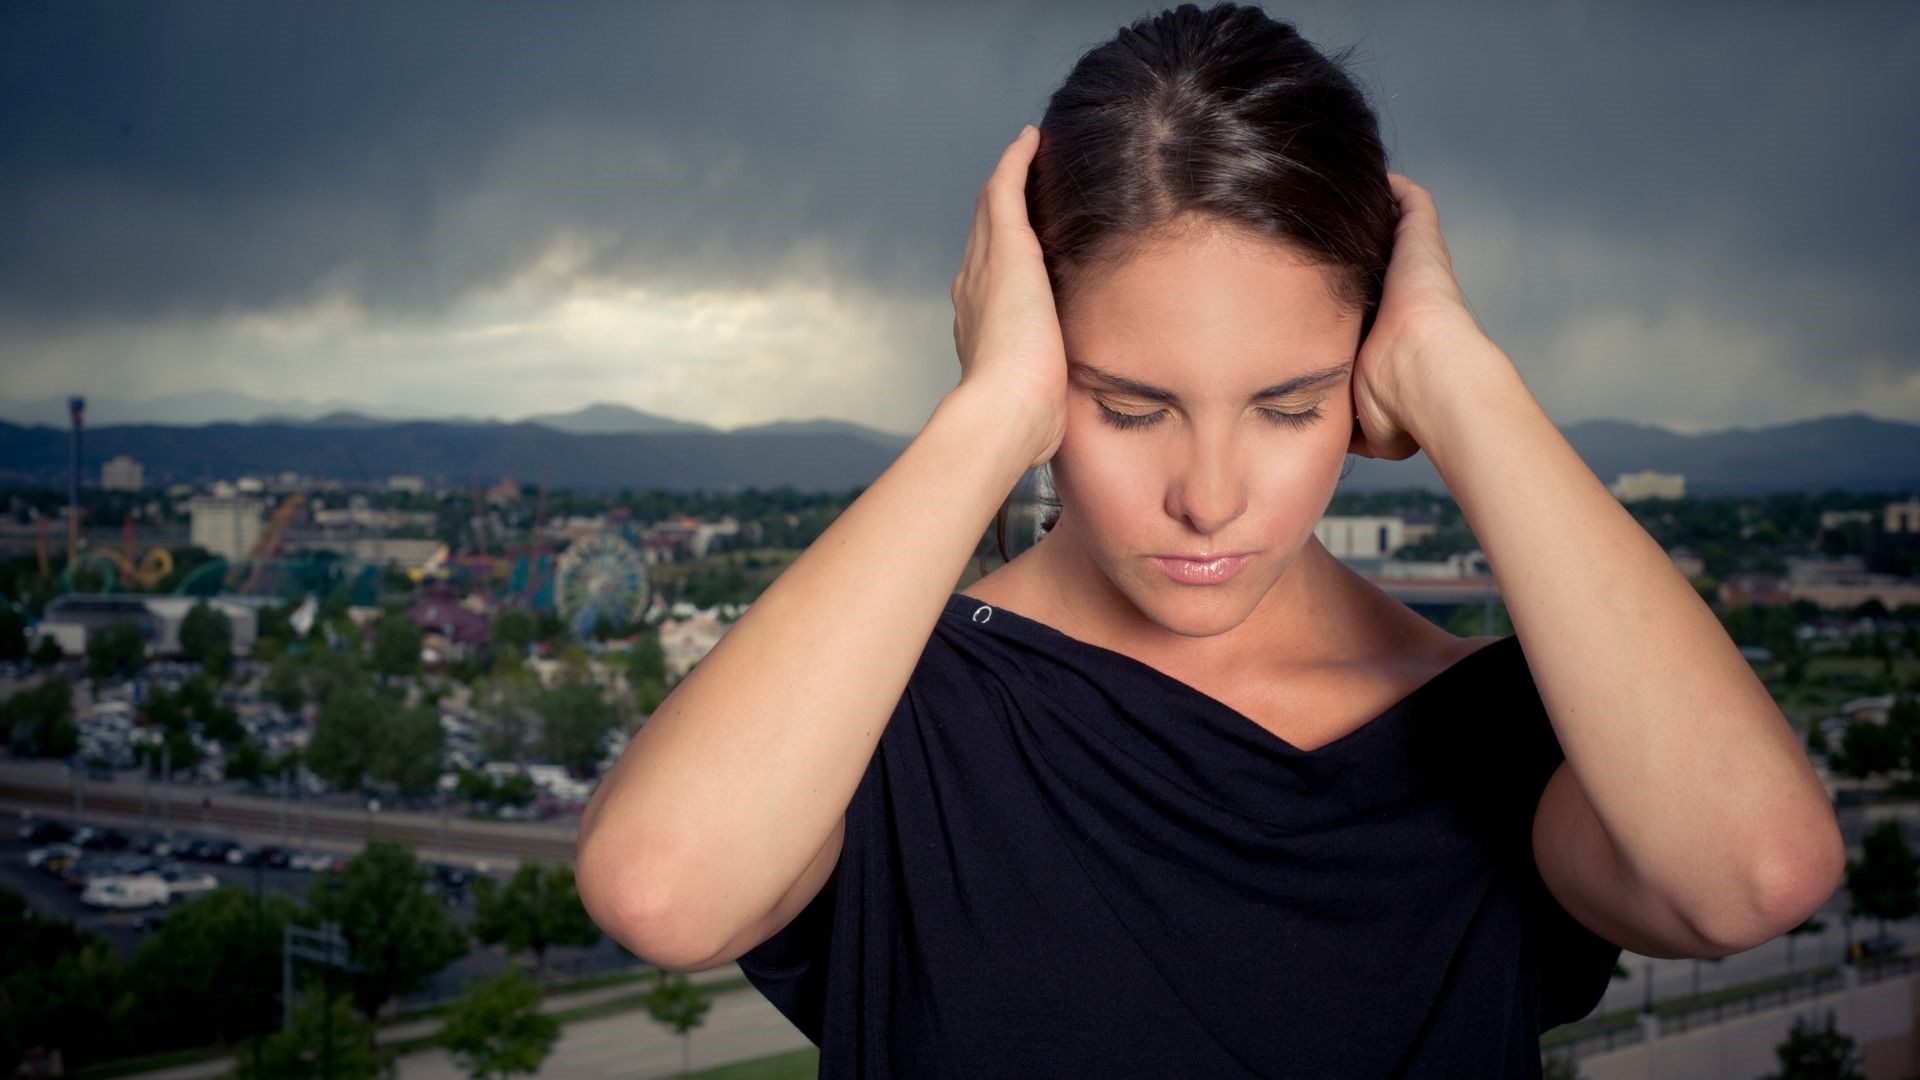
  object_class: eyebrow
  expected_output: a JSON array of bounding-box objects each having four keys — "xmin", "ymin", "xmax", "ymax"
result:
[{"xmin": 1067, "ymin": 358, "xmax": 1353, "ymax": 405}]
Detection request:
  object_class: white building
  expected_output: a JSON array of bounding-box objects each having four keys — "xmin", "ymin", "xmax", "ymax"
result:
[
  {"xmin": 188, "ymin": 494, "xmax": 266, "ymax": 560},
  {"xmin": 1314, "ymin": 515, "xmax": 1407, "ymax": 560},
  {"xmin": 100, "ymin": 455, "xmax": 144, "ymax": 492},
  {"xmin": 1611, "ymin": 470, "xmax": 1686, "ymax": 501}
]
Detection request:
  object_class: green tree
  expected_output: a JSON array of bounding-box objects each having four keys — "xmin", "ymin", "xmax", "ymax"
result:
[
  {"xmin": 234, "ymin": 991, "xmax": 392, "ymax": 1080},
  {"xmin": 474, "ymin": 668, "xmax": 538, "ymax": 763},
  {"xmin": 225, "ymin": 733, "xmax": 269, "ymax": 784},
  {"xmin": 491, "ymin": 610, "xmax": 540, "ymax": 663},
  {"xmin": 642, "ymin": 969, "xmax": 712, "ymax": 1076},
  {"xmin": 455, "ymin": 768, "xmax": 536, "ymax": 814},
  {"xmin": 1761, "ymin": 1007, "xmax": 1862, "ymax": 1079},
  {"xmin": 0, "ymin": 888, "xmax": 125, "ymax": 1073},
  {"xmin": 180, "ymin": 600, "xmax": 234, "ymax": 678},
  {"xmin": 306, "ymin": 840, "xmax": 468, "ymax": 1019},
  {"xmin": 121, "ymin": 885, "xmax": 301, "ymax": 1048},
  {"xmin": 1, "ymin": 675, "xmax": 77, "ymax": 758},
  {"xmin": 625, "ymin": 630, "xmax": 668, "ymax": 715},
  {"xmin": 307, "ymin": 685, "xmax": 387, "ymax": 793},
  {"xmin": 374, "ymin": 704, "xmax": 445, "ymax": 798},
  {"xmin": 1832, "ymin": 720, "xmax": 1903, "ymax": 779},
  {"xmin": 470, "ymin": 862, "xmax": 602, "ymax": 974},
  {"xmin": 438, "ymin": 966, "xmax": 561, "ymax": 1080},
  {"xmin": 1845, "ymin": 820, "xmax": 1920, "ymax": 937},
  {"xmin": 85, "ymin": 620, "xmax": 148, "ymax": 683},
  {"xmin": 371, "ymin": 613, "xmax": 422, "ymax": 680},
  {"xmin": 266, "ymin": 655, "xmax": 307, "ymax": 712},
  {"xmin": 534, "ymin": 683, "xmax": 616, "ymax": 777},
  {"xmin": 30, "ymin": 635, "xmax": 64, "ymax": 668}
]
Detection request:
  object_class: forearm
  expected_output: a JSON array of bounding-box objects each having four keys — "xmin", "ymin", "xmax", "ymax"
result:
[
  {"xmin": 1410, "ymin": 342, "xmax": 1842, "ymax": 941},
  {"xmin": 577, "ymin": 383, "xmax": 1037, "ymax": 955}
]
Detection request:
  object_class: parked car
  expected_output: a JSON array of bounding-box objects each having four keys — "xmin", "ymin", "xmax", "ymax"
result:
[
  {"xmin": 179, "ymin": 837, "xmax": 237, "ymax": 863},
  {"xmin": 27, "ymin": 842, "xmax": 82, "ymax": 873},
  {"xmin": 289, "ymin": 850, "xmax": 345, "ymax": 873},
  {"xmin": 72, "ymin": 825, "xmax": 132, "ymax": 850},
  {"xmin": 19, "ymin": 819, "xmax": 73, "ymax": 845},
  {"xmin": 426, "ymin": 863, "xmax": 471, "ymax": 905},
  {"xmin": 156, "ymin": 863, "xmax": 219, "ymax": 902},
  {"xmin": 82, "ymin": 874, "xmax": 170, "ymax": 910},
  {"xmin": 65, "ymin": 852, "xmax": 161, "ymax": 890},
  {"xmin": 1855, "ymin": 933, "xmax": 1904, "ymax": 961},
  {"xmin": 256, "ymin": 845, "xmax": 293, "ymax": 869}
]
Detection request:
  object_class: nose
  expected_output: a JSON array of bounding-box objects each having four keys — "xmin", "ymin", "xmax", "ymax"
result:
[{"xmin": 1164, "ymin": 429, "xmax": 1247, "ymax": 537}]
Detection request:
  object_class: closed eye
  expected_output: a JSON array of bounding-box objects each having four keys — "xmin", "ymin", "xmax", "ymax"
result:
[{"xmin": 1095, "ymin": 402, "xmax": 1324, "ymax": 431}]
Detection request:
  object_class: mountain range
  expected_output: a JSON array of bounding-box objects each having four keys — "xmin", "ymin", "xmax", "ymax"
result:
[{"xmin": 0, "ymin": 400, "xmax": 1912, "ymax": 495}]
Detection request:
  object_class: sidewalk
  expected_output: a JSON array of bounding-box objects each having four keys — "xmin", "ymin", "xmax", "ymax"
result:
[{"xmin": 130, "ymin": 964, "xmax": 752, "ymax": 1080}]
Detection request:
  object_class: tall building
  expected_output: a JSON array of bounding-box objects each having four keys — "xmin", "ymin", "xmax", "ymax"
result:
[
  {"xmin": 101, "ymin": 454, "xmax": 144, "ymax": 492},
  {"xmin": 188, "ymin": 494, "xmax": 266, "ymax": 561}
]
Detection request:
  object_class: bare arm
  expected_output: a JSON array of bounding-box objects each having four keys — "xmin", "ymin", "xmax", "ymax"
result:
[
  {"xmin": 575, "ymin": 385, "xmax": 1038, "ymax": 967},
  {"xmin": 1418, "ymin": 343, "xmax": 1844, "ymax": 955},
  {"xmin": 576, "ymin": 124, "xmax": 1067, "ymax": 970}
]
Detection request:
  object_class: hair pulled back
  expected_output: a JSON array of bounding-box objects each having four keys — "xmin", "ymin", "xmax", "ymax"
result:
[{"xmin": 989, "ymin": 1, "xmax": 1397, "ymax": 565}]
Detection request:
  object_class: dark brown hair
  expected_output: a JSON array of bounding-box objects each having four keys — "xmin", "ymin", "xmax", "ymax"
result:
[{"xmin": 988, "ymin": 1, "xmax": 1396, "ymax": 565}]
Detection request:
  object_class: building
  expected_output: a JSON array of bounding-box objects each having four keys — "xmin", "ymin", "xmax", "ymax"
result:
[
  {"xmin": 1314, "ymin": 515, "xmax": 1407, "ymax": 560},
  {"xmin": 1610, "ymin": 470, "xmax": 1686, "ymax": 501},
  {"xmin": 409, "ymin": 586, "xmax": 492, "ymax": 663},
  {"xmin": 33, "ymin": 593, "xmax": 260, "ymax": 658},
  {"xmin": 100, "ymin": 455, "xmax": 144, "ymax": 492},
  {"xmin": 188, "ymin": 494, "xmax": 266, "ymax": 560},
  {"xmin": 387, "ymin": 475, "xmax": 428, "ymax": 494}
]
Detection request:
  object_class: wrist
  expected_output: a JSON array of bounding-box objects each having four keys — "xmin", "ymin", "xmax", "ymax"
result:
[
  {"xmin": 936, "ymin": 380, "xmax": 1056, "ymax": 472},
  {"xmin": 1404, "ymin": 339, "xmax": 1538, "ymax": 468}
]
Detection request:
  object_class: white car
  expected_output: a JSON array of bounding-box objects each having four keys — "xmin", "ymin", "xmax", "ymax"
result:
[
  {"xmin": 27, "ymin": 842, "xmax": 82, "ymax": 870},
  {"xmin": 156, "ymin": 864, "xmax": 219, "ymax": 901},
  {"xmin": 82, "ymin": 873, "xmax": 170, "ymax": 910},
  {"xmin": 289, "ymin": 850, "xmax": 345, "ymax": 873}
]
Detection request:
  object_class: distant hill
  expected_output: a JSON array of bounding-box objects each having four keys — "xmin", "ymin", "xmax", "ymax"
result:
[
  {"xmin": 1339, "ymin": 410, "xmax": 1920, "ymax": 496},
  {"xmin": 521, "ymin": 403, "xmax": 718, "ymax": 436},
  {"xmin": 0, "ymin": 407, "xmax": 1910, "ymax": 495}
]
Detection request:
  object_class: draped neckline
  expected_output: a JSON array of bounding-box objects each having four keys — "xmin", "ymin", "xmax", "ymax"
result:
[{"xmin": 944, "ymin": 590, "xmax": 1516, "ymax": 760}]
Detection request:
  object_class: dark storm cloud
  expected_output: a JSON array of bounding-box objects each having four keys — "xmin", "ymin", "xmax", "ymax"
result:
[
  {"xmin": 1, "ymin": 0, "xmax": 1915, "ymax": 416},
  {"xmin": 0, "ymin": 0, "xmax": 1092, "ymax": 327}
]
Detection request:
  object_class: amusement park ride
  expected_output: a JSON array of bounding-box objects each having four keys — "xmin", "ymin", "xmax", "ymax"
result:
[{"xmin": 46, "ymin": 434, "xmax": 652, "ymax": 637}]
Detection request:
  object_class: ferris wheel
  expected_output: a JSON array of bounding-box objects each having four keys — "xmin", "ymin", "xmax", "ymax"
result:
[{"xmin": 552, "ymin": 531, "xmax": 651, "ymax": 638}]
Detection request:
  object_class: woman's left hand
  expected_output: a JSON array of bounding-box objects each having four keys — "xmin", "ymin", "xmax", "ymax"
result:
[{"xmin": 1347, "ymin": 172, "xmax": 1501, "ymax": 461}]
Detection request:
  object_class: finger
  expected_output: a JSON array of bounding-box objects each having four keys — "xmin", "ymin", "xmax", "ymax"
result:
[
  {"xmin": 984, "ymin": 124, "xmax": 1041, "ymax": 232},
  {"xmin": 963, "ymin": 127, "xmax": 1033, "ymax": 277}
]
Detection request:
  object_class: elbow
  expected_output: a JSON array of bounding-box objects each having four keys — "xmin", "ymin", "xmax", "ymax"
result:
[
  {"xmin": 1706, "ymin": 816, "xmax": 1847, "ymax": 955},
  {"xmin": 576, "ymin": 833, "xmax": 725, "ymax": 973}
]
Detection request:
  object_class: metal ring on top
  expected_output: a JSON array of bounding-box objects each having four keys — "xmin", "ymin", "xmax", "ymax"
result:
[{"xmin": 972, "ymin": 604, "xmax": 993, "ymax": 623}]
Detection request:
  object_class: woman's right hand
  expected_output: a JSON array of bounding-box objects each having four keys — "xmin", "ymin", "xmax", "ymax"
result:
[{"xmin": 949, "ymin": 124, "xmax": 1068, "ymax": 470}]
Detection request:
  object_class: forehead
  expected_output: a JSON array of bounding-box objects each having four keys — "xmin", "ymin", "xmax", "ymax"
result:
[{"xmin": 1059, "ymin": 223, "xmax": 1359, "ymax": 382}]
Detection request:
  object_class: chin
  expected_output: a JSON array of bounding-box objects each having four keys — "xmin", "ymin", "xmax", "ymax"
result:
[{"xmin": 1128, "ymin": 578, "xmax": 1258, "ymax": 639}]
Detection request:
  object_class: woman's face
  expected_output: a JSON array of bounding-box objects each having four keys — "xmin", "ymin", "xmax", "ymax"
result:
[{"xmin": 1046, "ymin": 222, "xmax": 1362, "ymax": 638}]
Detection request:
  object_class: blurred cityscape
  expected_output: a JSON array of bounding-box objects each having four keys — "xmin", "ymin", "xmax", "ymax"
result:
[{"xmin": 2, "ymin": 400, "xmax": 1919, "ymax": 1078}]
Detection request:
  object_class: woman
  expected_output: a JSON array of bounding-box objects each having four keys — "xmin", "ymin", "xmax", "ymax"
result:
[{"xmin": 578, "ymin": 3, "xmax": 1844, "ymax": 1075}]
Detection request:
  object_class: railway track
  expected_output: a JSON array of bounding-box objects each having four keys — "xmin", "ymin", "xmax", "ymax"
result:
[{"xmin": 0, "ymin": 777, "xmax": 580, "ymax": 863}]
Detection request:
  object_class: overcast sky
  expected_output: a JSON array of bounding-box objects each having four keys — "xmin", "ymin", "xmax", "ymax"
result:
[{"xmin": 1, "ymin": 0, "xmax": 1914, "ymax": 435}]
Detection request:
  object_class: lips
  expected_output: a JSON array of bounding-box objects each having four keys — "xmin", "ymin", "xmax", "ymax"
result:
[{"xmin": 1149, "ymin": 552, "xmax": 1253, "ymax": 585}]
